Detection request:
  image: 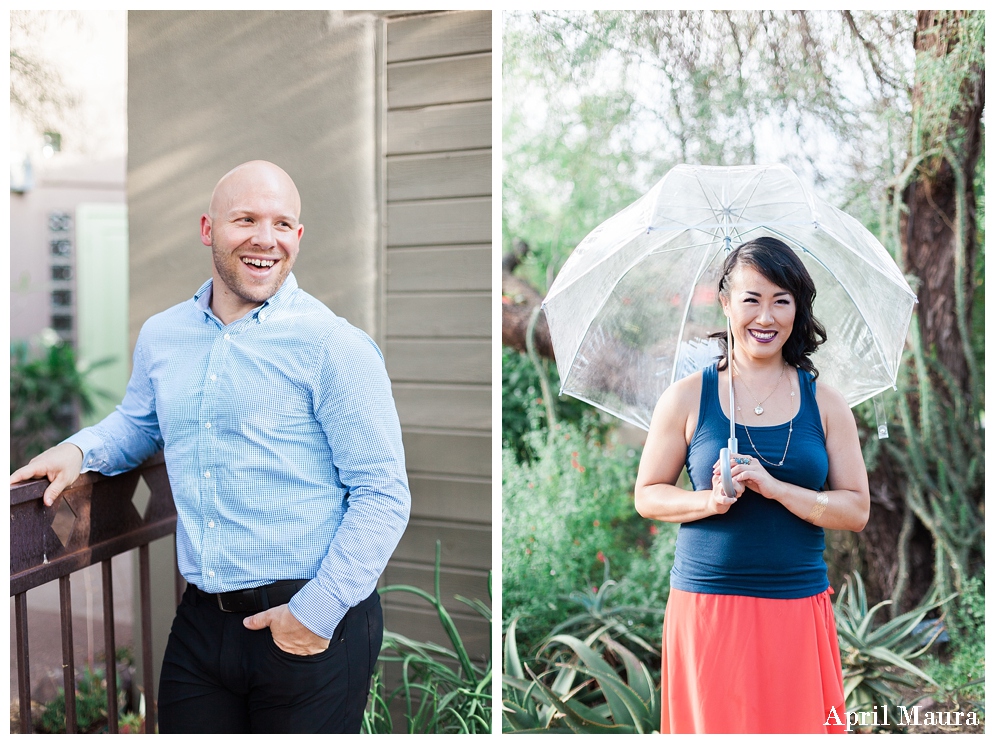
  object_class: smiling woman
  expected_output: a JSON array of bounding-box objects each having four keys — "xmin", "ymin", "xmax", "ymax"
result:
[{"xmin": 634, "ymin": 237, "xmax": 870, "ymax": 733}]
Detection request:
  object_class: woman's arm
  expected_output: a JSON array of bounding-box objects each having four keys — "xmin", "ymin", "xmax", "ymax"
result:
[
  {"xmin": 727, "ymin": 382, "xmax": 869, "ymax": 532},
  {"xmin": 635, "ymin": 374, "xmax": 742, "ymax": 523}
]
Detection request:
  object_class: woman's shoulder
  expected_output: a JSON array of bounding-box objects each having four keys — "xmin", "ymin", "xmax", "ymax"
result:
[
  {"xmin": 648, "ymin": 369, "xmax": 705, "ymax": 447},
  {"xmin": 664, "ymin": 369, "xmax": 706, "ymax": 407},
  {"xmin": 811, "ymin": 375, "xmax": 848, "ymax": 410}
]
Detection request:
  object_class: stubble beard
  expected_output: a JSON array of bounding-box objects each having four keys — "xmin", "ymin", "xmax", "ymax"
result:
[{"xmin": 212, "ymin": 240, "xmax": 292, "ymax": 306}]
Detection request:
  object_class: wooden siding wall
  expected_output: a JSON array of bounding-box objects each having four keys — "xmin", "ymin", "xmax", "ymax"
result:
[{"xmin": 380, "ymin": 11, "xmax": 492, "ymax": 662}]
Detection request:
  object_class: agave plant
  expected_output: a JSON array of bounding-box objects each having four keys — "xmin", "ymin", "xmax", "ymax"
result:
[
  {"xmin": 835, "ymin": 572, "xmax": 954, "ymax": 713},
  {"xmin": 362, "ymin": 541, "xmax": 491, "ymax": 734},
  {"xmin": 503, "ymin": 616, "xmax": 660, "ymax": 733},
  {"xmin": 542, "ymin": 561, "xmax": 664, "ymax": 666}
]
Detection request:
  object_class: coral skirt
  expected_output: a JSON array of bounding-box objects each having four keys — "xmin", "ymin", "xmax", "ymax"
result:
[{"xmin": 660, "ymin": 588, "xmax": 847, "ymax": 734}]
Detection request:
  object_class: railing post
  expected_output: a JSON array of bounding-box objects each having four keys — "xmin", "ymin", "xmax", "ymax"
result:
[
  {"xmin": 139, "ymin": 544, "xmax": 156, "ymax": 733},
  {"xmin": 10, "ymin": 453, "xmax": 175, "ymax": 734},
  {"xmin": 15, "ymin": 592, "xmax": 32, "ymax": 733},
  {"xmin": 59, "ymin": 575, "xmax": 77, "ymax": 733},
  {"xmin": 102, "ymin": 559, "xmax": 119, "ymax": 733}
]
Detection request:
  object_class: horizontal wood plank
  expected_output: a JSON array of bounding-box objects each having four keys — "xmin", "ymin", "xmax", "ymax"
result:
[
  {"xmin": 387, "ymin": 101, "xmax": 491, "ymax": 155},
  {"xmin": 386, "ymin": 245, "xmax": 491, "ymax": 291},
  {"xmin": 386, "ymin": 339, "xmax": 490, "ymax": 383},
  {"xmin": 387, "ymin": 197, "xmax": 491, "ymax": 246},
  {"xmin": 386, "ymin": 10, "xmax": 491, "ymax": 62},
  {"xmin": 386, "ymin": 151, "xmax": 491, "ymax": 201},
  {"xmin": 402, "ymin": 431, "xmax": 490, "ymax": 477},
  {"xmin": 386, "ymin": 293, "xmax": 490, "ymax": 337},
  {"xmin": 391, "ymin": 519, "xmax": 491, "ymax": 570},
  {"xmin": 407, "ymin": 474, "xmax": 490, "ymax": 522},
  {"xmin": 388, "ymin": 53, "xmax": 491, "ymax": 109},
  {"xmin": 394, "ymin": 384, "xmax": 491, "ymax": 430}
]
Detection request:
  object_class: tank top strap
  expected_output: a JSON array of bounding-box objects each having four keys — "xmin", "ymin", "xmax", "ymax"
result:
[
  {"xmin": 795, "ymin": 366, "xmax": 827, "ymax": 442},
  {"xmin": 698, "ymin": 363, "xmax": 721, "ymax": 424}
]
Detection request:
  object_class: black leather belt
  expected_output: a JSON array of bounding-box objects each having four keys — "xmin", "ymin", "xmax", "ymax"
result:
[{"xmin": 196, "ymin": 579, "xmax": 310, "ymax": 613}]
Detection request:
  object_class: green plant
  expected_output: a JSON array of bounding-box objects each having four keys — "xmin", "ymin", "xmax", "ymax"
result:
[
  {"xmin": 502, "ymin": 347, "xmax": 612, "ymax": 463},
  {"xmin": 362, "ymin": 541, "xmax": 491, "ymax": 734},
  {"xmin": 10, "ymin": 333, "xmax": 114, "ymax": 471},
  {"xmin": 925, "ymin": 574, "xmax": 985, "ymax": 709},
  {"xmin": 37, "ymin": 666, "xmax": 111, "ymax": 734},
  {"xmin": 503, "ymin": 416, "xmax": 676, "ymax": 651},
  {"xmin": 834, "ymin": 572, "xmax": 953, "ymax": 715},
  {"xmin": 503, "ymin": 616, "xmax": 660, "ymax": 733},
  {"xmin": 541, "ymin": 561, "xmax": 664, "ymax": 669}
]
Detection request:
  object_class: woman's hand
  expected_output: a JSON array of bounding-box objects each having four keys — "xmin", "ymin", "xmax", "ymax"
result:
[
  {"xmin": 707, "ymin": 457, "xmax": 743, "ymax": 514},
  {"xmin": 717, "ymin": 455, "xmax": 782, "ymax": 501}
]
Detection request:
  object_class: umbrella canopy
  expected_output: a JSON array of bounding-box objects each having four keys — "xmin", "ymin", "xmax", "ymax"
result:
[{"xmin": 542, "ymin": 164, "xmax": 917, "ymax": 430}]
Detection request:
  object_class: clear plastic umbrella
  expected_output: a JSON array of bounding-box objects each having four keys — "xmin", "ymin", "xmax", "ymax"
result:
[{"xmin": 542, "ymin": 164, "xmax": 917, "ymax": 433}]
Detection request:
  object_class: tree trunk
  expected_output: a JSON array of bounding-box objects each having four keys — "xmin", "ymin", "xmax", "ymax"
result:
[
  {"xmin": 900, "ymin": 10, "xmax": 984, "ymax": 399},
  {"xmin": 502, "ymin": 241, "xmax": 555, "ymax": 360},
  {"xmin": 859, "ymin": 10, "xmax": 985, "ymax": 611}
]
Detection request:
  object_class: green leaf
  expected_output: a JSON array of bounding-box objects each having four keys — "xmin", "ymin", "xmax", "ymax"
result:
[{"xmin": 505, "ymin": 616, "xmax": 525, "ymax": 680}]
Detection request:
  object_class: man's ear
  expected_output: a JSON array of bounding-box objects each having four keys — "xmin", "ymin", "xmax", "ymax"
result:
[{"xmin": 200, "ymin": 214, "xmax": 213, "ymax": 247}]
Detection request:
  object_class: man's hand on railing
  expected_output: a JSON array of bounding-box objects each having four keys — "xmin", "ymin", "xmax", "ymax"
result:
[{"xmin": 10, "ymin": 443, "xmax": 85, "ymax": 506}]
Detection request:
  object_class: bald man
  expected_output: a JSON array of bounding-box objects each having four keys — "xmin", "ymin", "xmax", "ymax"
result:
[{"xmin": 11, "ymin": 161, "xmax": 411, "ymax": 733}]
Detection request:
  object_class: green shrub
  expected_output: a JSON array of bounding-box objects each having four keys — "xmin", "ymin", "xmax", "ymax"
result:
[
  {"xmin": 10, "ymin": 333, "xmax": 113, "ymax": 471},
  {"xmin": 925, "ymin": 574, "xmax": 985, "ymax": 706},
  {"xmin": 502, "ymin": 417, "xmax": 677, "ymax": 650},
  {"xmin": 502, "ymin": 347, "xmax": 612, "ymax": 463}
]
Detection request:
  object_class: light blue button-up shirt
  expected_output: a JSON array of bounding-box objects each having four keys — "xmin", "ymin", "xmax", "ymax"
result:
[{"xmin": 67, "ymin": 273, "xmax": 410, "ymax": 638}]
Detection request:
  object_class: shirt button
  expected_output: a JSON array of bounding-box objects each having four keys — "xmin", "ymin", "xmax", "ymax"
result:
[
  {"xmin": 260, "ymin": 312, "xmax": 267, "ymax": 321},
  {"xmin": 224, "ymin": 333, "xmax": 231, "ymax": 340},
  {"xmin": 210, "ymin": 374, "xmax": 217, "ymax": 381},
  {"xmin": 208, "ymin": 570, "xmax": 215, "ymax": 578},
  {"xmin": 204, "ymin": 470, "xmax": 211, "ymax": 478},
  {"xmin": 208, "ymin": 520, "xmax": 215, "ymax": 528},
  {"xmin": 205, "ymin": 422, "xmax": 211, "ymax": 428}
]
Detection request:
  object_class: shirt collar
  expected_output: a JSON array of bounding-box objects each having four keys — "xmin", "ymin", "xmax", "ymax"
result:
[{"xmin": 193, "ymin": 272, "xmax": 299, "ymax": 324}]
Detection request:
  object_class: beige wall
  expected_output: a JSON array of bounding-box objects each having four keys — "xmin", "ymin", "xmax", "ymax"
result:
[{"xmin": 128, "ymin": 10, "xmax": 382, "ymax": 343}]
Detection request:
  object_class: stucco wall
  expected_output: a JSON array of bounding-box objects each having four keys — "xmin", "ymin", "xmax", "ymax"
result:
[{"xmin": 127, "ymin": 10, "xmax": 381, "ymax": 344}]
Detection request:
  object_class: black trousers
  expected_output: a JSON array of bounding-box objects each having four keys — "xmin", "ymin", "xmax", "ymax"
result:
[{"xmin": 157, "ymin": 583, "xmax": 382, "ymax": 733}]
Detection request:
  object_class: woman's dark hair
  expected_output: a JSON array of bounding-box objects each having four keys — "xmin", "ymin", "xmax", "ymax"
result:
[{"xmin": 713, "ymin": 236, "xmax": 827, "ymax": 378}]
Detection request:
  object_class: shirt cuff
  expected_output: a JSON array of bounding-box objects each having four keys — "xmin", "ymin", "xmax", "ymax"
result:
[
  {"xmin": 63, "ymin": 429, "xmax": 110, "ymax": 473},
  {"xmin": 287, "ymin": 580, "xmax": 350, "ymax": 640}
]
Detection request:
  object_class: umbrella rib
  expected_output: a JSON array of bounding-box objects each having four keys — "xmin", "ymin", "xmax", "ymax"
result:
[{"xmin": 764, "ymin": 225, "xmax": 899, "ymax": 386}]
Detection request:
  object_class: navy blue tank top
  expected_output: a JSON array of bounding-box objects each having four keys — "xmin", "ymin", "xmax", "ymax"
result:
[{"xmin": 669, "ymin": 363, "xmax": 830, "ymax": 598}]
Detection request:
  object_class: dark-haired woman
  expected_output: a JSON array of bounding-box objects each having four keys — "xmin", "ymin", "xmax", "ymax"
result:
[{"xmin": 635, "ymin": 237, "xmax": 870, "ymax": 734}]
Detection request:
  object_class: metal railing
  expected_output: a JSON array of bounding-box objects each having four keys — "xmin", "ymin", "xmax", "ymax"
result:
[{"xmin": 10, "ymin": 452, "xmax": 178, "ymax": 734}]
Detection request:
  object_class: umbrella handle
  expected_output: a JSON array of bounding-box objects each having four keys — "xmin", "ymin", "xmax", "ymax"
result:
[{"xmin": 719, "ymin": 446, "xmax": 736, "ymax": 500}]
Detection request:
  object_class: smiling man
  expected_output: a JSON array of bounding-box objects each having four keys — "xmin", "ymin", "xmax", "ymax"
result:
[{"xmin": 10, "ymin": 160, "xmax": 411, "ymax": 733}]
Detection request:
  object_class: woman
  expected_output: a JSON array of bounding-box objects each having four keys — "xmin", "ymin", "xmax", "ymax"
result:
[{"xmin": 634, "ymin": 236, "xmax": 869, "ymax": 734}]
